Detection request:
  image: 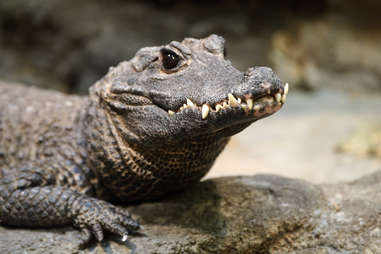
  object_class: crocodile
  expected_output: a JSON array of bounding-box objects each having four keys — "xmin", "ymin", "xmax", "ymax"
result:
[{"xmin": 0, "ymin": 34, "xmax": 288, "ymax": 246}]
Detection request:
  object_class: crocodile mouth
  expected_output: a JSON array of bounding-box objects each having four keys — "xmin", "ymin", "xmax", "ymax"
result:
[{"xmin": 167, "ymin": 83, "xmax": 289, "ymax": 121}]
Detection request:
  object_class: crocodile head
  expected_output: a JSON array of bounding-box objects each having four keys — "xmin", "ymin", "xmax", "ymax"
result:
[{"xmin": 92, "ymin": 34, "xmax": 288, "ymax": 146}]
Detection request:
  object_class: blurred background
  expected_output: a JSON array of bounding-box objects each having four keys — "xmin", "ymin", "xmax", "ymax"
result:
[{"xmin": 0, "ymin": 0, "xmax": 380, "ymax": 183}]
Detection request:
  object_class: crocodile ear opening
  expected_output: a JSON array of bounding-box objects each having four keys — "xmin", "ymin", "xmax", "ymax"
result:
[{"xmin": 130, "ymin": 47, "xmax": 160, "ymax": 72}]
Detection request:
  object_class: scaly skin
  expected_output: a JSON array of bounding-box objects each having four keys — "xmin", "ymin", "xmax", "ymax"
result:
[{"xmin": 0, "ymin": 35, "xmax": 288, "ymax": 246}]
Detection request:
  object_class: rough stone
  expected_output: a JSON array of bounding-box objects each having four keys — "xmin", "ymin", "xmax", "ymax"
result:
[
  {"xmin": 336, "ymin": 123, "xmax": 381, "ymax": 159},
  {"xmin": 1, "ymin": 171, "xmax": 381, "ymax": 253}
]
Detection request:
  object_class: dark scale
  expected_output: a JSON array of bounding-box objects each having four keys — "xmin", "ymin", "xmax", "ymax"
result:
[{"xmin": 0, "ymin": 34, "xmax": 286, "ymax": 247}]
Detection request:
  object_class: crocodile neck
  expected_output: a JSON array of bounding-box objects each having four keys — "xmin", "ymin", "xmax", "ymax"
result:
[{"xmin": 82, "ymin": 98, "xmax": 229, "ymax": 203}]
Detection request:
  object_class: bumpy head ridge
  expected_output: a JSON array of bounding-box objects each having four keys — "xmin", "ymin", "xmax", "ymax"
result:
[{"xmin": 91, "ymin": 34, "xmax": 288, "ymax": 145}]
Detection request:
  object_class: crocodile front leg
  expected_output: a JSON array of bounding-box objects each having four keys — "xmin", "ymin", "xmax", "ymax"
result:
[{"xmin": 0, "ymin": 169, "xmax": 140, "ymax": 246}]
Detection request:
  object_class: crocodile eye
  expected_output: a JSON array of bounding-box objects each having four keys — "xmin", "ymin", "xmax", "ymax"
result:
[{"xmin": 160, "ymin": 48, "xmax": 180, "ymax": 70}]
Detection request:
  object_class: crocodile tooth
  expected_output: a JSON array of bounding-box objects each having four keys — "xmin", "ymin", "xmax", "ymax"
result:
[
  {"xmin": 275, "ymin": 93, "xmax": 282, "ymax": 103},
  {"xmin": 267, "ymin": 89, "xmax": 271, "ymax": 95},
  {"xmin": 284, "ymin": 83, "xmax": 289, "ymax": 95},
  {"xmin": 246, "ymin": 98, "xmax": 253, "ymax": 110},
  {"xmin": 215, "ymin": 104, "xmax": 223, "ymax": 112},
  {"xmin": 222, "ymin": 101, "xmax": 228, "ymax": 108},
  {"xmin": 186, "ymin": 98, "xmax": 195, "ymax": 107},
  {"xmin": 237, "ymin": 97, "xmax": 242, "ymax": 104},
  {"xmin": 253, "ymin": 105, "xmax": 261, "ymax": 111},
  {"xmin": 168, "ymin": 110, "xmax": 175, "ymax": 115},
  {"xmin": 228, "ymin": 93, "xmax": 239, "ymax": 107},
  {"xmin": 281, "ymin": 94, "xmax": 287, "ymax": 103},
  {"xmin": 122, "ymin": 235, "xmax": 128, "ymax": 242},
  {"xmin": 202, "ymin": 104, "xmax": 210, "ymax": 119},
  {"xmin": 183, "ymin": 103, "xmax": 188, "ymax": 109}
]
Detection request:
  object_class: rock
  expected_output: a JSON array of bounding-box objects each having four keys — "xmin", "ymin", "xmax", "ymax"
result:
[
  {"xmin": 1, "ymin": 171, "xmax": 381, "ymax": 253},
  {"xmin": 336, "ymin": 123, "xmax": 381, "ymax": 159}
]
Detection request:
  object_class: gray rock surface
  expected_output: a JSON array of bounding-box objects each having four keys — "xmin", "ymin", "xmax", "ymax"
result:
[
  {"xmin": 336, "ymin": 123, "xmax": 381, "ymax": 159},
  {"xmin": 1, "ymin": 171, "xmax": 380, "ymax": 253}
]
